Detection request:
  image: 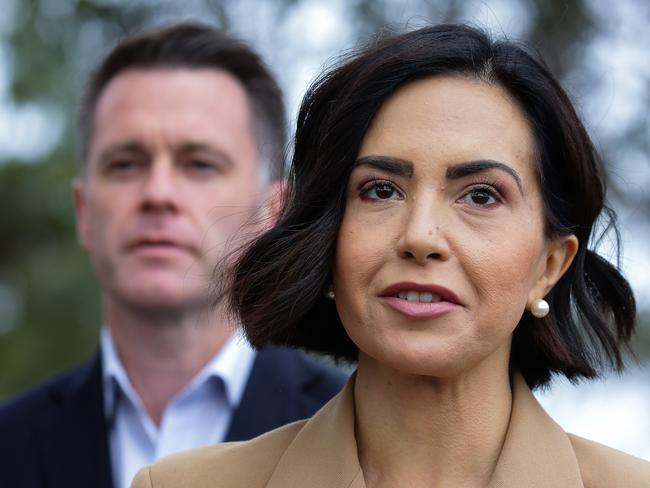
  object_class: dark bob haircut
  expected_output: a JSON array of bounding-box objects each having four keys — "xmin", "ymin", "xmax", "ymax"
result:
[
  {"xmin": 230, "ymin": 24, "xmax": 636, "ymax": 389},
  {"xmin": 79, "ymin": 22, "xmax": 286, "ymax": 180}
]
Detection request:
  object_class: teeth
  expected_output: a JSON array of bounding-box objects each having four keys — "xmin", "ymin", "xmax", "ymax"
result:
[
  {"xmin": 420, "ymin": 292, "xmax": 433, "ymax": 303},
  {"xmin": 396, "ymin": 291, "xmax": 442, "ymax": 303}
]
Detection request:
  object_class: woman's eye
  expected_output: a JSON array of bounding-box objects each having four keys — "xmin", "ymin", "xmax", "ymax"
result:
[
  {"xmin": 459, "ymin": 186, "xmax": 500, "ymax": 207},
  {"xmin": 361, "ymin": 181, "xmax": 401, "ymax": 200}
]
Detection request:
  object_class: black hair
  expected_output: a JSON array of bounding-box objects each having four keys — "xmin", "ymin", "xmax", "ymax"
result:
[{"xmin": 230, "ymin": 24, "xmax": 636, "ymax": 389}]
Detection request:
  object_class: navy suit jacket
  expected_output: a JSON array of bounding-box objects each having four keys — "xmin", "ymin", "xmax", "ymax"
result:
[{"xmin": 0, "ymin": 346, "xmax": 346, "ymax": 488}]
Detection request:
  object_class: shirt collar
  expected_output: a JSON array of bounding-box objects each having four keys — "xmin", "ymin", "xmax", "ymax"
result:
[
  {"xmin": 180, "ymin": 330, "xmax": 256, "ymax": 408},
  {"xmin": 100, "ymin": 326, "xmax": 256, "ymax": 421}
]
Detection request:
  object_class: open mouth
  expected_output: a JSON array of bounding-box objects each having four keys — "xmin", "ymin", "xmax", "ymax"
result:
[
  {"xmin": 394, "ymin": 291, "xmax": 443, "ymax": 303},
  {"xmin": 379, "ymin": 282, "xmax": 461, "ymax": 318},
  {"xmin": 380, "ymin": 282, "xmax": 460, "ymax": 304}
]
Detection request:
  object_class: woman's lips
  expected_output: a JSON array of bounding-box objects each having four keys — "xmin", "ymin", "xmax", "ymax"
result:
[
  {"xmin": 379, "ymin": 282, "xmax": 461, "ymax": 318},
  {"xmin": 380, "ymin": 296, "xmax": 459, "ymax": 318}
]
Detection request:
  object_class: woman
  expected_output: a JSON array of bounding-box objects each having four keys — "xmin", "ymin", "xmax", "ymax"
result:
[{"xmin": 133, "ymin": 24, "xmax": 649, "ymax": 487}]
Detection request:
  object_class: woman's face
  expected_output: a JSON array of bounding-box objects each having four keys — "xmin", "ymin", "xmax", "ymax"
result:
[{"xmin": 334, "ymin": 75, "xmax": 575, "ymax": 378}]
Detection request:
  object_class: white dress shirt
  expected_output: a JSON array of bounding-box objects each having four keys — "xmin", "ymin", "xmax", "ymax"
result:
[{"xmin": 100, "ymin": 328, "xmax": 256, "ymax": 488}]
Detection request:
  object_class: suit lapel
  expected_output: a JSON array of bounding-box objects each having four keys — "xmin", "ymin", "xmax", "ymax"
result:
[
  {"xmin": 264, "ymin": 373, "xmax": 584, "ymax": 488},
  {"xmin": 225, "ymin": 347, "xmax": 303, "ymax": 442},
  {"xmin": 489, "ymin": 374, "xmax": 584, "ymax": 487},
  {"xmin": 265, "ymin": 377, "xmax": 364, "ymax": 488},
  {"xmin": 36, "ymin": 353, "xmax": 114, "ymax": 488}
]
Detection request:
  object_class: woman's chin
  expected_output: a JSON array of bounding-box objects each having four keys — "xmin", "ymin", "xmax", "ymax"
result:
[
  {"xmin": 356, "ymin": 338, "xmax": 511, "ymax": 383},
  {"xmin": 358, "ymin": 346, "xmax": 474, "ymax": 380}
]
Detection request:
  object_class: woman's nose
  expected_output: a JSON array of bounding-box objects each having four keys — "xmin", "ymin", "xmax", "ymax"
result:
[{"xmin": 396, "ymin": 201, "xmax": 451, "ymax": 265}]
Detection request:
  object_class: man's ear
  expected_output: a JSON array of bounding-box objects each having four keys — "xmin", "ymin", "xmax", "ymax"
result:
[
  {"xmin": 528, "ymin": 234, "xmax": 579, "ymax": 307},
  {"xmin": 258, "ymin": 180, "xmax": 286, "ymax": 230},
  {"xmin": 72, "ymin": 177, "xmax": 89, "ymax": 250}
]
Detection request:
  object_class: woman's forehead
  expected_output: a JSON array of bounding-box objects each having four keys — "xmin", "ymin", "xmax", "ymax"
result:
[{"xmin": 357, "ymin": 75, "xmax": 537, "ymax": 182}]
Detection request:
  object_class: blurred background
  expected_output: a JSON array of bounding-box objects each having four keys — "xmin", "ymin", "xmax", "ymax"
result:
[{"xmin": 0, "ymin": 0, "xmax": 648, "ymax": 456}]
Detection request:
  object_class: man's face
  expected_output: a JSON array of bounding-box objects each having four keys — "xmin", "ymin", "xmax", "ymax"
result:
[{"xmin": 74, "ymin": 68, "xmax": 262, "ymax": 312}]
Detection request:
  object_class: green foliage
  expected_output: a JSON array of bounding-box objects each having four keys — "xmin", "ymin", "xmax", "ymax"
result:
[{"xmin": 0, "ymin": 156, "xmax": 101, "ymax": 396}]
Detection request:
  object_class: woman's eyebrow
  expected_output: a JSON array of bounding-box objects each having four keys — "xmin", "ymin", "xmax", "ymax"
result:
[
  {"xmin": 446, "ymin": 160, "xmax": 524, "ymax": 194},
  {"xmin": 353, "ymin": 156, "xmax": 413, "ymax": 177}
]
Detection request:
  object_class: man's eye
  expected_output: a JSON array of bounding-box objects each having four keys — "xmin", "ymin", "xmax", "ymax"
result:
[
  {"xmin": 360, "ymin": 181, "xmax": 401, "ymax": 200},
  {"xmin": 108, "ymin": 160, "xmax": 138, "ymax": 173},
  {"xmin": 190, "ymin": 160, "xmax": 215, "ymax": 170},
  {"xmin": 184, "ymin": 159, "xmax": 223, "ymax": 175}
]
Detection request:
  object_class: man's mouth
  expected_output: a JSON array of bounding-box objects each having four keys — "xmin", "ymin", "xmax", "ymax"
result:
[
  {"xmin": 126, "ymin": 238, "xmax": 196, "ymax": 257},
  {"xmin": 134, "ymin": 239, "xmax": 180, "ymax": 248}
]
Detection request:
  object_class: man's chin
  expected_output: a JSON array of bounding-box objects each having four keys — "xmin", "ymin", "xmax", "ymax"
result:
[{"xmin": 112, "ymin": 278, "xmax": 210, "ymax": 313}]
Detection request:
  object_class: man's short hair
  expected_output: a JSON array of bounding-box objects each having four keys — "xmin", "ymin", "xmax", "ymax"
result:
[{"xmin": 79, "ymin": 22, "xmax": 286, "ymax": 180}]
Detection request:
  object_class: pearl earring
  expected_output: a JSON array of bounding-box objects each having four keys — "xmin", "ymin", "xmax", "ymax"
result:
[
  {"xmin": 325, "ymin": 288, "xmax": 335, "ymax": 300},
  {"xmin": 531, "ymin": 298, "xmax": 549, "ymax": 318}
]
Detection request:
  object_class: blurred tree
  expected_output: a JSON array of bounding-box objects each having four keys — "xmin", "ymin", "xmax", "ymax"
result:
[
  {"xmin": 0, "ymin": 0, "xmax": 166, "ymax": 397},
  {"xmin": 0, "ymin": 0, "xmax": 648, "ymax": 399}
]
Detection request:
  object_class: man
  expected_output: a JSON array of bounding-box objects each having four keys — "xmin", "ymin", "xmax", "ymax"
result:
[{"xmin": 0, "ymin": 23, "xmax": 345, "ymax": 488}]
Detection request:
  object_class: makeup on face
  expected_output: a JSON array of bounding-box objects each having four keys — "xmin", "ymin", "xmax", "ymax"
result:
[{"xmin": 334, "ymin": 75, "xmax": 550, "ymax": 378}]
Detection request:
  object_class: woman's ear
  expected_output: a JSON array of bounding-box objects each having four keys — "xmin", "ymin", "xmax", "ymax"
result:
[{"xmin": 528, "ymin": 234, "xmax": 579, "ymax": 306}]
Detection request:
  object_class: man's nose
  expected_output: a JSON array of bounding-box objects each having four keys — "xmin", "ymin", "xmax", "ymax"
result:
[
  {"xmin": 395, "ymin": 198, "xmax": 451, "ymax": 265},
  {"xmin": 140, "ymin": 158, "xmax": 180, "ymax": 213}
]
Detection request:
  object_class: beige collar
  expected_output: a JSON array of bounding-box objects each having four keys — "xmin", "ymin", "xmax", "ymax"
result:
[
  {"xmin": 265, "ymin": 373, "xmax": 584, "ymax": 488},
  {"xmin": 489, "ymin": 374, "xmax": 584, "ymax": 487}
]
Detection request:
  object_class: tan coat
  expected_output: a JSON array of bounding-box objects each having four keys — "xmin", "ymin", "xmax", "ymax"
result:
[{"xmin": 132, "ymin": 375, "xmax": 650, "ymax": 487}]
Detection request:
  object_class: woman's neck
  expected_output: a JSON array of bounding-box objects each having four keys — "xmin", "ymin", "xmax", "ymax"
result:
[{"xmin": 354, "ymin": 353, "xmax": 513, "ymax": 488}]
